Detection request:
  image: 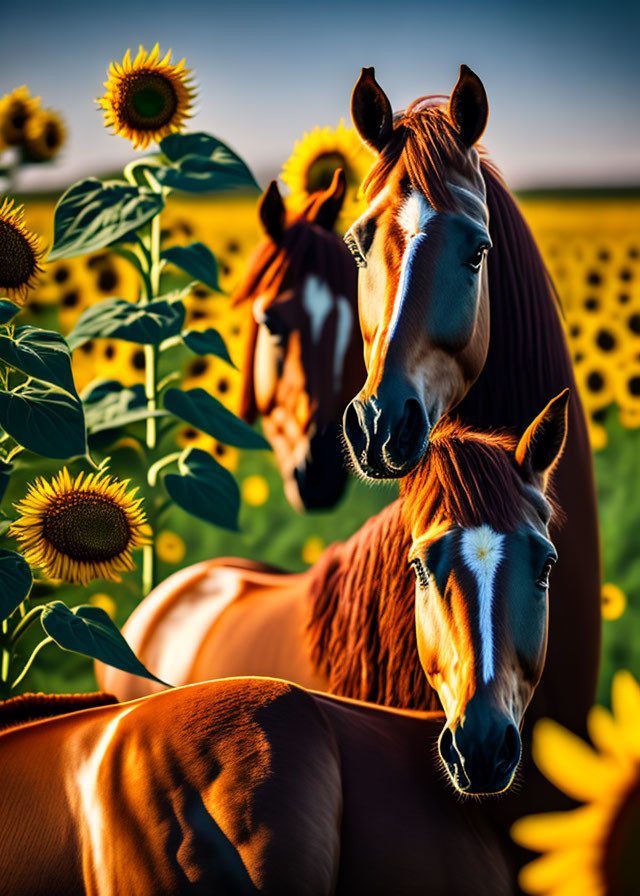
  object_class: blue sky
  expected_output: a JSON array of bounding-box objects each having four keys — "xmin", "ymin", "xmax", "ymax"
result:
[{"xmin": 2, "ymin": 0, "xmax": 639, "ymax": 191}]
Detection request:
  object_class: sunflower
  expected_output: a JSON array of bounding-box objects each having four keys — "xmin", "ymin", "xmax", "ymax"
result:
[
  {"xmin": 241, "ymin": 475, "xmax": 269, "ymax": 507},
  {"xmin": 98, "ymin": 44, "xmax": 196, "ymax": 150},
  {"xmin": 512, "ymin": 671, "xmax": 640, "ymax": 896},
  {"xmin": 10, "ymin": 468, "xmax": 149, "ymax": 586},
  {"xmin": 156, "ymin": 530, "xmax": 186, "ymax": 564},
  {"xmin": 575, "ymin": 359, "xmax": 615, "ymax": 412},
  {"xmin": 281, "ymin": 120, "xmax": 375, "ymax": 230},
  {"xmin": 0, "ymin": 198, "xmax": 43, "ymax": 303},
  {"xmin": 601, "ymin": 583, "xmax": 627, "ymax": 621},
  {"xmin": 0, "ymin": 86, "xmax": 41, "ymax": 146},
  {"xmin": 613, "ymin": 360, "xmax": 640, "ymax": 414},
  {"xmin": 23, "ymin": 108, "xmax": 66, "ymax": 162}
]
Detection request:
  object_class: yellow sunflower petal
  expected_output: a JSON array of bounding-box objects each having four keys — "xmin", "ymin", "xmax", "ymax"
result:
[
  {"xmin": 518, "ymin": 847, "xmax": 600, "ymax": 895},
  {"xmin": 511, "ymin": 804, "xmax": 606, "ymax": 852},
  {"xmin": 611, "ymin": 670, "xmax": 640, "ymax": 755},
  {"xmin": 533, "ymin": 719, "xmax": 620, "ymax": 802}
]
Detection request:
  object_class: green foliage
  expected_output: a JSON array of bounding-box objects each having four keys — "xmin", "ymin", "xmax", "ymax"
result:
[
  {"xmin": 182, "ymin": 328, "xmax": 236, "ymax": 368},
  {"xmin": 164, "ymin": 387, "xmax": 270, "ymax": 450},
  {"xmin": 0, "ymin": 382, "xmax": 86, "ymax": 459},
  {"xmin": 48, "ymin": 178, "xmax": 165, "ymax": 261},
  {"xmin": 0, "ymin": 327, "xmax": 76, "ymax": 396},
  {"xmin": 164, "ymin": 448, "xmax": 241, "ymax": 531},
  {"xmin": 67, "ymin": 296, "xmax": 186, "ymax": 350},
  {"xmin": 163, "ymin": 243, "xmax": 220, "ymax": 292},
  {"xmin": 154, "ymin": 132, "xmax": 260, "ymax": 194},
  {"xmin": 0, "ymin": 550, "xmax": 33, "ymax": 621},
  {"xmin": 83, "ymin": 381, "xmax": 166, "ymax": 438},
  {"xmin": 40, "ymin": 601, "xmax": 168, "ymax": 686},
  {"xmin": 0, "ymin": 301, "xmax": 21, "ymax": 326}
]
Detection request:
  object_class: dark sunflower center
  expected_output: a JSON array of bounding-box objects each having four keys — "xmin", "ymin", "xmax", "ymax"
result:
[
  {"xmin": 0, "ymin": 219, "xmax": 38, "ymax": 291},
  {"xmin": 44, "ymin": 123, "xmax": 62, "ymax": 150},
  {"xmin": 587, "ymin": 371, "xmax": 605, "ymax": 393},
  {"xmin": 629, "ymin": 376, "xmax": 640, "ymax": 397},
  {"xmin": 121, "ymin": 72, "xmax": 178, "ymax": 130},
  {"xmin": 305, "ymin": 152, "xmax": 349, "ymax": 193},
  {"xmin": 43, "ymin": 494, "xmax": 131, "ymax": 562},
  {"xmin": 603, "ymin": 778, "xmax": 640, "ymax": 895}
]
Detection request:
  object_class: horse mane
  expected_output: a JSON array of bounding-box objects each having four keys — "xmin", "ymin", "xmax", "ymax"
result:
[
  {"xmin": 363, "ymin": 95, "xmax": 576, "ymax": 434},
  {"xmin": 232, "ymin": 208, "xmax": 357, "ymax": 422},
  {"xmin": 307, "ymin": 420, "xmax": 539, "ymax": 709},
  {"xmin": 400, "ymin": 420, "xmax": 524, "ymax": 537},
  {"xmin": 0, "ymin": 692, "xmax": 118, "ymax": 734}
]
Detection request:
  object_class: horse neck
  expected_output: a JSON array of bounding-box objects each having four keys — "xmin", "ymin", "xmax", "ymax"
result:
[
  {"xmin": 454, "ymin": 164, "xmax": 577, "ymax": 434},
  {"xmin": 306, "ymin": 499, "xmax": 440, "ymax": 710}
]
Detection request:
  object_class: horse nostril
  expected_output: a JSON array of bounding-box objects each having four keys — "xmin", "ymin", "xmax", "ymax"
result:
[
  {"xmin": 395, "ymin": 397, "xmax": 426, "ymax": 454},
  {"xmin": 439, "ymin": 727, "xmax": 457, "ymax": 766},
  {"xmin": 496, "ymin": 723, "xmax": 521, "ymax": 775},
  {"xmin": 343, "ymin": 400, "xmax": 366, "ymax": 455}
]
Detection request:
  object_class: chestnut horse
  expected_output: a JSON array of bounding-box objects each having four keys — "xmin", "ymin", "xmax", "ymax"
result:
[
  {"xmin": 102, "ymin": 393, "xmax": 567, "ymax": 798},
  {"xmin": 340, "ymin": 64, "xmax": 601, "ymax": 740},
  {"xmin": 235, "ymin": 169, "xmax": 364, "ymax": 510},
  {"xmin": 0, "ymin": 686, "xmax": 512, "ymax": 895},
  {"xmin": 5, "ymin": 402, "xmax": 568, "ymax": 894}
]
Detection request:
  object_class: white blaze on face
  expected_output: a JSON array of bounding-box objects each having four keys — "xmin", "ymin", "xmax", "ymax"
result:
[
  {"xmin": 388, "ymin": 191, "xmax": 436, "ymax": 342},
  {"xmin": 460, "ymin": 525, "xmax": 505, "ymax": 684},
  {"xmin": 333, "ymin": 296, "xmax": 353, "ymax": 389},
  {"xmin": 302, "ymin": 274, "xmax": 333, "ymax": 345}
]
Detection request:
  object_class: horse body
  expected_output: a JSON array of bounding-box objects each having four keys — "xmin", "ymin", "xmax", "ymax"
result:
[{"xmin": 0, "ymin": 686, "xmax": 511, "ymax": 896}]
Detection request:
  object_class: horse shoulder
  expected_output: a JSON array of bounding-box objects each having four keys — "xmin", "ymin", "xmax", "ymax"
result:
[{"xmin": 85, "ymin": 680, "xmax": 342, "ymax": 895}]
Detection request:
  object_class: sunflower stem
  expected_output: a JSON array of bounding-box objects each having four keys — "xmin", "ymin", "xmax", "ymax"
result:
[
  {"xmin": 9, "ymin": 606, "xmax": 43, "ymax": 647},
  {"xmin": 11, "ymin": 638, "xmax": 54, "ymax": 690}
]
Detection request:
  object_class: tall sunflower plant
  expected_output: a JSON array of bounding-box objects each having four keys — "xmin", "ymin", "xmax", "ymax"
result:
[
  {"xmin": 0, "ymin": 202, "xmax": 166, "ymax": 699},
  {"xmin": 45, "ymin": 48, "xmax": 268, "ymax": 589}
]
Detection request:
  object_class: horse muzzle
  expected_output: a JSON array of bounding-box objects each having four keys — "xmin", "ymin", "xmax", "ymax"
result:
[
  {"xmin": 438, "ymin": 717, "xmax": 522, "ymax": 796},
  {"xmin": 342, "ymin": 392, "xmax": 429, "ymax": 479}
]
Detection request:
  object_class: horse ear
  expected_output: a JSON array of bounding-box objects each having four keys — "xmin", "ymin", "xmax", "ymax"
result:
[
  {"xmin": 259, "ymin": 180, "xmax": 286, "ymax": 243},
  {"xmin": 448, "ymin": 64, "xmax": 489, "ymax": 148},
  {"xmin": 351, "ymin": 67, "xmax": 393, "ymax": 154},
  {"xmin": 516, "ymin": 389, "xmax": 570, "ymax": 486},
  {"xmin": 307, "ymin": 168, "xmax": 346, "ymax": 230}
]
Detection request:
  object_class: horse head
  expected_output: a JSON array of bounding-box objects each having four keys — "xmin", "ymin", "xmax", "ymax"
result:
[
  {"xmin": 402, "ymin": 390, "xmax": 569, "ymax": 795},
  {"xmin": 234, "ymin": 171, "xmax": 364, "ymax": 511},
  {"xmin": 343, "ymin": 64, "xmax": 492, "ymax": 478}
]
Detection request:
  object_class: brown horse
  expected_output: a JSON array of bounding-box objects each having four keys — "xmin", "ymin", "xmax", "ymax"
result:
[
  {"xmin": 102, "ymin": 394, "xmax": 568, "ymax": 798},
  {"xmin": 340, "ymin": 64, "xmax": 601, "ymax": 741},
  {"xmin": 0, "ymin": 686, "xmax": 513, "ymax": 895},
  {"xmin": 234, "ymin": 169, "xmax": 364, "ymax": 510}
]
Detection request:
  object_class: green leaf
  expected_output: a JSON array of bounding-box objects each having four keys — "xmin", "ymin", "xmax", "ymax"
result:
[
  {"xmin": 0, "ymin": 301, "xmax": 21, "ymax": 325},
  {"xmin": 162, "ymin": 243, "xmax": 220, "ymax": 292},
  {"xmin": 48, "ymin": 178, "xmax": 165, "ymax": 261},
  {"xmin": 182, "ymin": 328, "xmax": 235, "ymax": 368},
  {"xmin": 83, "ymin": 382, "xmax": 166, "ymax": 435},
  {"xmin": 40, "ymin": 601, "xmax": 169, "ymax": 686},
  {"xmin": 164, "ymin": 448, "xmax": 240, "ymax": 530},
  {"xmin": 155, "ymin": 132, "xmax": 259, "ymax": 194},
  {"xmin": 0, "ymin": 383, "xmax": 87, "ymax": 458},
  {"xmin": 0, "ymin": 550, "xmax": 33, "ymax": 621},
  {"xmin": 67, "ymin": 296, "xmax": 186, "ymax": 350},
  {"xmin": 0, "ymin": 459, "xmax": 11, "ymax": 504},
  {"xmin": 164, "ymin": 387, "xmax": 270, "ymax": 450},
  {"xmin": 0, "ymin": 327, "xmax": 76, "ymax": 395}
]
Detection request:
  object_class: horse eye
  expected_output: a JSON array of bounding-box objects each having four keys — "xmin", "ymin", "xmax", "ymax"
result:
[
  {"xmin": 263, "ymin": 312, "xmax": 288, "ymax": 345},
  {"xmin": 465, "ymin": 245, "xmax": 489, "ymax": 271},
  {"xmin": 410, "ymin": 557, "xmax": 431, "ymax": 589},
  {"xmin": 536, "ymin": 557, "xmax": 555, "ymax": 589},
  {"xmin": 344, "ymin": 233, "xmax": 368, "ymax": 269}
]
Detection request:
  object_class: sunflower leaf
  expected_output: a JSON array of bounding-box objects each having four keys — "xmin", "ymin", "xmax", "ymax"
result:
[
  {"xmin": 67, "ymin": 296, "xmax": 186, "ymax": 350},
  {"xmin": 164, "ymin": 387, "xmax": 270, "ymax": 450},
  {"xmin": 0, "ymin": 383, "xmax": 87, "ymax": 459},
  {"xmin": 155, "ymin": 132, "xmax": 259, "ymax": 194},
  {"xmin": 48, "ymin": 178, "xmax": 164, "ymax": 261},
  {"xmin": 162, "ymin": 243, "xmax": 221, "ymax": 292},
  {"xmin": 0, "ymin": 301, "xmax": 21, "ymax": 325},
  {"xmin": 0, "ymin": 550, "xmax": 33, "ymax": 622},
  {"xmin": 40, "ymin": 601, "xmax": 170, "ymax": 687},
  {"xmin": 182, "ymin": 328, "xmax": 236, "ymax": 368},
  {"xmin": 0, "ymin": 327, "xmax": 77, "ymax": 396},
  {"xmin": 83, "ymin": 382, "xmax": 167, "ymax": 435},
  {"xmin": 0, "ymin": 459, "xmax": 11, "ymax": 504},
  {"xmin": 163, "ymin": 448, "xmax": 240, "ymax": 531}
]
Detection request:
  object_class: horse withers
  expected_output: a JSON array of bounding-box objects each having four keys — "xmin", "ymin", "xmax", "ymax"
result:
[
  {"xmin": 234, "ymin": 169, "xmax": 364, "ymax": 511},
  {"xmin": 101, "ymin": 392, "xmax": 569, "ymax": 798}
]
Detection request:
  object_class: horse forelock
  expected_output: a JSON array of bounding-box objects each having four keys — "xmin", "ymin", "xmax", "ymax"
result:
[
  {"xmin": 0, "ymin": 692, "xmax": 118, "ymax": 734},
  {"xmin": 399, "ymin": 420, "xmax": 535, "ymax": 540}
]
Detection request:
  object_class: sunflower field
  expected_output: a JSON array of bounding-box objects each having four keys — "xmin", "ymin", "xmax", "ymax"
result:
[{"xmin": 0, "ymin": 59, "xmax": 638, "ymax": 709}]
